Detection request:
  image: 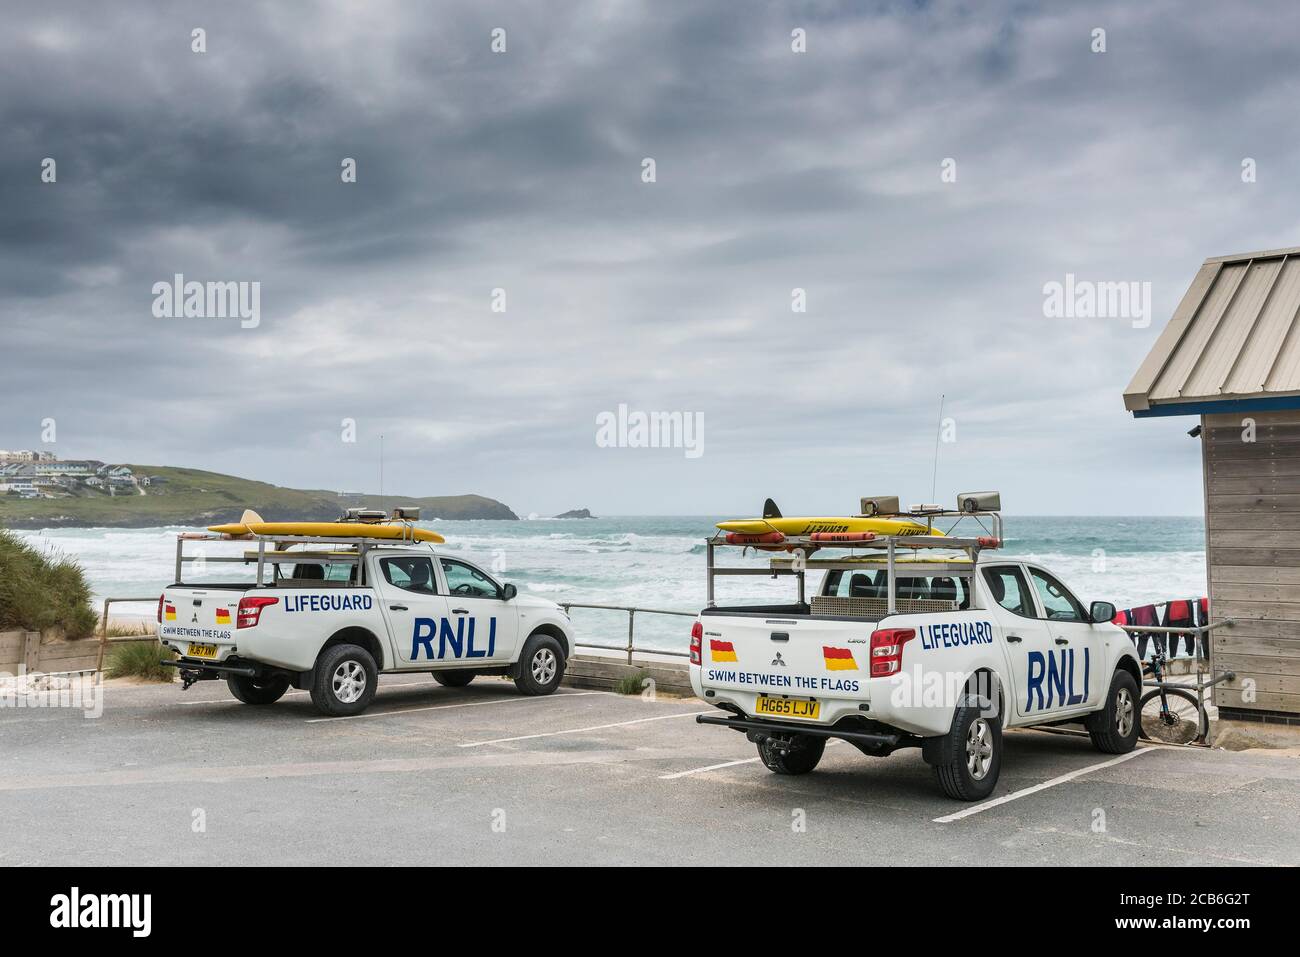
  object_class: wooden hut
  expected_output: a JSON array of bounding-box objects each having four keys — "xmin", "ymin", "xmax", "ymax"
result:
[{"xmin": 1125, "ymin": 246, "xmax": 1300, "ymax": 726}]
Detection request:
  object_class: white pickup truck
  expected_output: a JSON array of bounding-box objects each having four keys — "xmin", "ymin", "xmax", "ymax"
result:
[
  {"xmin": 690, "ymin": 496, "xmax": 1142, "ymax": 800},
  {"xmin": 157, "ymin": 525, "xmax": 575, "ymax": 716}
]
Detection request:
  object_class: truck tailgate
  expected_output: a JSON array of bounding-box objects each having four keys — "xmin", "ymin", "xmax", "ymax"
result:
[
  {"xmin": 158, "ymin": 587, "xmax": 240, "ymax": 659},
  {"xmin": 699, "ymin": 613, "xmax": 873, "ymax": 703}
]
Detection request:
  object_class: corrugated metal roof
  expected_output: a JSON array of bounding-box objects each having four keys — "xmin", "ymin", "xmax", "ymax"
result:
[{"xmin": 1124, "ymin": 246, "xmax": 1300, "ymax": 414}]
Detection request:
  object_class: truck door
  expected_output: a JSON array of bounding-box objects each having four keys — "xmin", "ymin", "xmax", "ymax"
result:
[
  {"xmin": 1026, "ymin": 566, "xmax": 1102, "ymax": 711},
  {"xmin": 374, "ymin": 555, "xmax": 452, "ymax": 667},
  {"xmin": 981, "ymin": 564, "xmax": 1064, "ymax": 720},
  {"xmin": 437, "ymin": 558, "xmax": 521, "ymax": 664}
]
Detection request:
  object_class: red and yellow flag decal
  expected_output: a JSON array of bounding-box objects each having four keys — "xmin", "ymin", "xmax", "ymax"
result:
[
  {"xmin": 164, "ymin": 604, "xmax": 177, "ymax": 622},
  {"xmin": 822, "ymin": 646, "xmax": 857, "ymax": 671},
  {"xmin": 215, "ymin": 608, "xmax": 231, "ymax": 625},
  {"xmin": 710, "ymin": 639, "xmax": 738, "ymax": 663}
]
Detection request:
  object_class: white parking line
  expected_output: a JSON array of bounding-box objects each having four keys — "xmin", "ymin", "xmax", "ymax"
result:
[
  {"xmin": 660, "ymin": 740, "xmax": 846, "ymax": 779},
  {"xmin": 660, "ymin": 756, "xmax": 761, "ymax": 779},
  {"xmin": 932, "ymin": 748, "xmax": 1154, "ymax": 823},
  {"xmin": 459, "ymin": 710, "xmax": 710, "ymax": 747},
  {"xmin": 306, "ymin": 690, "xmax": 609, "ymax": 723}
]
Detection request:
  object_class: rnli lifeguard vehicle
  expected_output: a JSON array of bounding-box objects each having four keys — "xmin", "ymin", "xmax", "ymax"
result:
[
  {"xmin": 690, "ymin": 493, "xmax": 1142, "ymax": 799},
  {"xmin": 156, "ymin": 508, "xmax": 574, "ymax": 716}
]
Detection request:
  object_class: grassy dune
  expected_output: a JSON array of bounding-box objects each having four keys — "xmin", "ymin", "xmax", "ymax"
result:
[
  {"xmin": 0, "ymin": 465, "xmax": 517, "ymax": 529},
  {"xmin": 0, "ymin": 529, "xmax": 98, "ymax": 637}
]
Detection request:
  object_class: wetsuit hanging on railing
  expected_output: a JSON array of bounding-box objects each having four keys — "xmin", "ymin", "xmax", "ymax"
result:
[
  {"xmin": 1127, "ymin": 603, "xmax": 1161, "ymax": 659},
  {"xmin": 1162, "ymin": 599, "xmax": 1197, "ymax": 658}
]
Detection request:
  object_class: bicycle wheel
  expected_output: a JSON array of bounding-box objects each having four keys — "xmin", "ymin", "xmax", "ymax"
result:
[{"xmin": 1138, "ymin": 687, "xmax": 1205, "ymax": 745}]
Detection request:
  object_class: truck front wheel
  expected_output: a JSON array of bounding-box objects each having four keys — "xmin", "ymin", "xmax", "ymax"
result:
[
  {"xmin": 932, "ymin": 698, "xmax": 1001, "ymax": 800},
  {"xmin": 227, "ymin": 673, "xmax": 290, "ymax": 705},
  {"xmin": 1086, "ymin": 669, "xmax": 1141, "ymax": 754},
  {"xmin": 756, "ymin": 734, "xmax": 826, "ymax": 774},
  {"xmin": 514, "ymin": 634, "xmax": 565, "ymax": 696},
  {"xmin": 310, "ymin": 644, "xmax": 378, "ymax": 717}
]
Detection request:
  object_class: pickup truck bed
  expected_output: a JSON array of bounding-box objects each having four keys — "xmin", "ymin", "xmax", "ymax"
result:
[{"xmin": 691, "ymin": 557, "xmax": 1143, "ymax": 799}]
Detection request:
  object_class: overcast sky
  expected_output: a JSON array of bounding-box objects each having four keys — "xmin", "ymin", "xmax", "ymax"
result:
[{"xmin": 3, "ymin": 0, "xmax": 1298, "ymax": 517}]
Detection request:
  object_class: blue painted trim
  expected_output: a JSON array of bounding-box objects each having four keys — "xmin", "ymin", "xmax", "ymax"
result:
[{"xmin": 1132, "ymin": 395, "xmax": 1300, "ymax": 418}]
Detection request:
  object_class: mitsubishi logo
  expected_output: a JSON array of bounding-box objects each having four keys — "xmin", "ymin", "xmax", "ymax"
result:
[
  {"xmin": 191, "ymin": 613, "xmax": 198, "ymax": 624},
  {"xmin": 771, "ymin": 652, "xmax": 786, "ymax": 667}
]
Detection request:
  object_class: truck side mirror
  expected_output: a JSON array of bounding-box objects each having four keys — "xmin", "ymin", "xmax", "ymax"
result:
[
  {"xmin": 1090, "ymin": 600, "xmax": 1116, "ymax": 624},
  {"xmin": 501, "ymin": 583, "xmax": 518, "ymax": 601}
]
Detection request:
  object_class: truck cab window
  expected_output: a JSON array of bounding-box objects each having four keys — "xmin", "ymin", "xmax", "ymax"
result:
[
  {"xmin": 824, "ymin": 570, "xmax": 884, "ymax": 598},
  {"xmin": 982, "ymin": 566, "xmax": 1035, "ymax": 618},
  {"xmin": 284, "ymin": 562, "xmax": 353, "ymax": 583},
  {"xmin": 1029, "ymin": 567, "xmax": 1086, "ymax": 622},
  {"xmin": 440, "ymin": 558, "xmax": 500, "ymax": 598},
  {"xmin": 380, "ymin": 557, "xmax": 437, "ymax": 595},
  {"xmin": 824, "ymin": 570, "xmax": 969, "ymax": 607}
]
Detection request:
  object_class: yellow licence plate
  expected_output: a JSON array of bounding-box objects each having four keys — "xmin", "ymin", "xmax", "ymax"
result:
[
  {"xmin": 188, "ymin": 643, "xmax": 218, "ymax": 660},
  {"xmin": 754, "ymin": 696, "xmax": 820, "ymax": 720}
]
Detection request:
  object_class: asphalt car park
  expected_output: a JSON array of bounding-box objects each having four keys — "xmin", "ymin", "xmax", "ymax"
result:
[{"xmin": 0, "ymin": 676, "xmax": 1296, "ymax": 866}]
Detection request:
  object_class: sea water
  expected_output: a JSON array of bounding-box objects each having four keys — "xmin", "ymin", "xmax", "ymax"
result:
[{"xmin": 15, "ymin": 516, "xmax": 1206, "ymax": 654}]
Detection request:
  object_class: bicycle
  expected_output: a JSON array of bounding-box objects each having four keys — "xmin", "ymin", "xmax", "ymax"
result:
[{"xmin": 1138, "ymin": 641, "xmax": 1207, "ymax": 745}]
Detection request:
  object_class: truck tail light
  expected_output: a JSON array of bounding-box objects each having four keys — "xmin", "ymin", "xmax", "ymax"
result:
[
  {"xmin": 869, "ymin": 627, "xmax": 915, "ymax": 677},
  {"xmin": 237, "ymin": 596, "xmax": 279, "ymax": 629},
  {"xmin": 689, "ymin": 621, "xmax": 703, "ymax": 665},
  {"xmin": 157, "ymin": 595, "xmax": 165, "ymax": 623}
]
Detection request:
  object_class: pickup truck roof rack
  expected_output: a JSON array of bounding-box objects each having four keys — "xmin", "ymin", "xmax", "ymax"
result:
[
  {"xmin": 705, "ymin": 495, "xmax": 1003, "ymax": 615},
  {"xmin": 172, "ymin": 531, "xmax": 438, "ymax": 588}
]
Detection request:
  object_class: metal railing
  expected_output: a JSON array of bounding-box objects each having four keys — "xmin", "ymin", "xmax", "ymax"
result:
[
  {"xmin": 560, "ymin": 602, "xmax": 695, "ymax": 664},
  {"xmin": 1117, "ymin": 618, "xmax": 1237, "ymax": 745},
  {"xmin": 97, "ymin": 596, "xmax": 163, "ymax": 672}
]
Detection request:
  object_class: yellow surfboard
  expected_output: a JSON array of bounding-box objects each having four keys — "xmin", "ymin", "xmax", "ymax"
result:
[
  {"xmin": 716, "ymin": 516, "xmax": 940, "ymax": 538},
  {"xmin": 207, "ymin": 521, "xmax": 445, "ymax": 544}
]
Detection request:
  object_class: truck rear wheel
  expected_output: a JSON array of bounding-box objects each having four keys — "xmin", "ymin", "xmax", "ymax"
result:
[
  {"xmin": 514, "ymin": 633, "xmax": 565, "ymax": 696},
  {"xmin": 227, "ymin": 673, "xmax": 290, "ymax": 705},
  {"xmin": 756, "ymin": 734, "xmax": 826, "ymax": 775},
  {"xmin": 932, "ymin": 698, "xmax": 1001, "ymax": 800},
  {"xmin": 432, "ymin": 670, "xmax": 475, "ymax": 688},
  {"xmin": 1086, "ymin": 669, "xmax": 1141, "ymax": 754},
  {"xmin": 310, "ymin": 644, "xmax": 378, "ymax": 717}
]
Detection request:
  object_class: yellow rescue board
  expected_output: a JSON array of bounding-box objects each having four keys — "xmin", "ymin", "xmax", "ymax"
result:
[
  {"xmin": 207, "ymin": 521, "xmax": 445, "ymax": 544},
  {"xmin": 716, "ymin": 516, "xmax": 940, "ymax": 538}
]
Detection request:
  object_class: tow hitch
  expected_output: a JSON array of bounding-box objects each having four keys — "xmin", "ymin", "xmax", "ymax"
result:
[{"xmin": 161, "ymin": 658, "xmax": 258, "ymax": 689}]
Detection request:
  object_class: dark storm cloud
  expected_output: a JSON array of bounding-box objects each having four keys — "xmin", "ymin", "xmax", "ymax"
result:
[{"xmin": 2, "ymin": 0, "xmax": 1299, "ymax": 514}]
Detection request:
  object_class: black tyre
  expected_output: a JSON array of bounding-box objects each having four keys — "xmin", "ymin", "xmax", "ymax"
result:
[
  {"xmin": 755, "ymin": 734, "xmax": 826, "ymax": 775},
  {"xmin": 226, "ymin": 673, "xmax": 290, "ymax": 705},
  {"xmin": 1086, "ymin": 669, "xmax": 1141, "ymax": 754},
  {"xmin": 309, "ymin": 643, "xmax": 378, "ymax": 717},
  {"xmin": 432, "ymin": 670, "xmax": 476, "ymax": 688},
  {"xmin": 513, "ymin": 633, "xmax": 565, "ymax": 696},
  {"xmin": 932, "ymin": 697, "xmax": 1001, "ymax": 800},
  {"xmin": 1138, "ymin": 686, "xmax": 1205, "ymax": 745}
]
